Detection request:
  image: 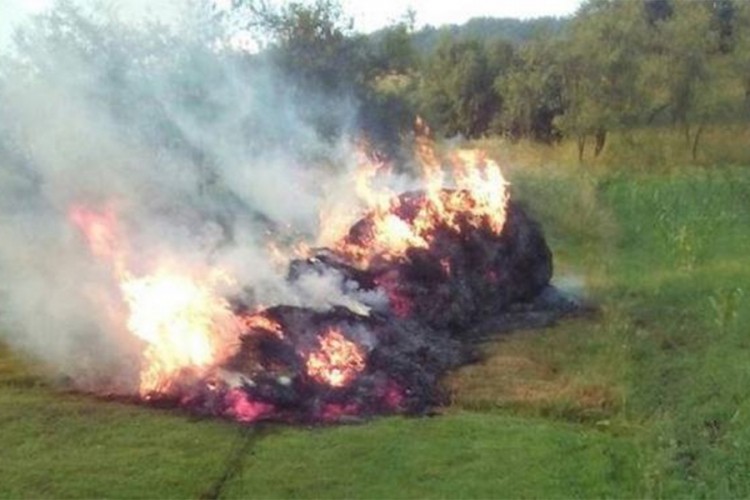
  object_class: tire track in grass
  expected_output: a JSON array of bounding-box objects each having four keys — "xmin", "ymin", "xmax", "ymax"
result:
[{"xmin": 200, "ymin": 424, "xmax": 269, "ymax": 499}]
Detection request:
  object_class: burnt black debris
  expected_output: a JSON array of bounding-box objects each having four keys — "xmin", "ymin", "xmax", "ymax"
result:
[{"xmin": 220, "ymin": 306, "xmax": 468, "ymax": 422}]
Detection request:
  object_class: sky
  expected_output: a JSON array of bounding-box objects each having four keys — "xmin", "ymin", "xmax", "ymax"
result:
[
  {"xmin": 343, "ymin": 0, "xmax": 583, "ymax": 32},
  {"xmin": 0, "ymin": 0, "xmax": 584, "ymax": 49}
]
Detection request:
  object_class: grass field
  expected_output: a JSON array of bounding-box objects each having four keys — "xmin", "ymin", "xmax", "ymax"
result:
[{"xmin": 1, "ymin": 161, "xmax": 748, "ymax": 498}]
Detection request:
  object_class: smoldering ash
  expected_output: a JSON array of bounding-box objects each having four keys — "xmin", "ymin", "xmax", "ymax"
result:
[{"xmin": 0, "ymin": 5, "xmax": 552, "ymax": 423}]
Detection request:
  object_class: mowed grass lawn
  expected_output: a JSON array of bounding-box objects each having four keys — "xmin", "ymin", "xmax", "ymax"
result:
[{"xmin": 1, "ymin": 165, "xmax": 748, "ymax": 498}]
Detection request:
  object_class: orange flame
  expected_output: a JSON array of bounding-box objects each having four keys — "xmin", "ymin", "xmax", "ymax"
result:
[
  {"xmin": 67, "ymin": 126, "xmax": 507, "ymax": 400},
  {"xmin": 324, "ymin": 136, "xmax": 510, "ymax": 268},
  {"xmin": 69, "ymin": 206, "xmax": 240, "ymax": 396},
  {"xmin": 120, "ymin": 269, "xmax": 239, "ymax": 395},
  {"xmin": 240, "ymin": 311, "xmax": 284, "ymax": 339},
  {"xmin": 305, "ymin": 329, "xmax": 365, "ymax": 387},
  {"xmin": 69, "ymin": 204, "xmax": 126, "ymax": 275}
]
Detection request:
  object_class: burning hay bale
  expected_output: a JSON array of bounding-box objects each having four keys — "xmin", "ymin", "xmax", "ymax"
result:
[
  {"xmin": 62, "ymin": 137, "xmax": 570, "ymax": 425},
  {"xmin": 292, "ymin": 195, "xmax": 553, "ymax": 331},
  {"xmin": 215, "ymin": 306, "xmax": 468, "ymax": 422},
  {"xmin": 211, "ymin": 192, "xmax": 555, "ymax": 423}
]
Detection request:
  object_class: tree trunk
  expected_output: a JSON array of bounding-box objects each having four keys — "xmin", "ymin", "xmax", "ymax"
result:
[
  {"xmin": 594, "ymin": 128, "xmax": 607, "ymax": 157},
  {"xmin": 647, "ymin": 104, "xmax": 669, "ymax": 125},
  {"xmin": 577, "ymin": 135, "xmax": 586, "ymax": 162},
  {"xmin": 691, "ymin": 124, "xmax": 704, "ymax": 161}
]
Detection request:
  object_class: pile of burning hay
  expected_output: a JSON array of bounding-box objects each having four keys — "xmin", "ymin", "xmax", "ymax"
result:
[
  {"xmin": 209, "ymin": 197, "xmax": 555, "ymax": 423},
  {"xmin": 70, "ymin": 136, "xmax": 573, "ymax": 424}
]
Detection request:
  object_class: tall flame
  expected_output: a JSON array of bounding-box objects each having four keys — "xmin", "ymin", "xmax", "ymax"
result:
[
  {"xmin": 120, "ymin": 269, "xmax": 239, "ymax": 394},
  {"xmin": 323, "ymin": 134, "xmax": 510, "ymax": 268},
  {"xmin": 69, "ymin": 205, "xmax": 240, "ymax": 395}
]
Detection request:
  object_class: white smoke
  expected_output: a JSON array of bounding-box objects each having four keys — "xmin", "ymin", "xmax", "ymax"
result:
[{"xmin": 0, "ymin": 2, "xmax": 375, "ymax": 388}]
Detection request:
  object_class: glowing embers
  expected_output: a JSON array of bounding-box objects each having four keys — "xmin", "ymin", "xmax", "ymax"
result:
[
  {"xmin": 224, "ymin": 389, "xmax": 274, "ymax": 423},
  {"xmin": 305, "ymin": 328, "xmax": 366, "ymax": 388}
]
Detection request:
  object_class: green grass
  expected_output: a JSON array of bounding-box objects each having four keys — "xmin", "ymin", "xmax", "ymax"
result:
[
  {"xmin": 0, "ymin": 345, "xmax": 243, "ymax": 498},
  {"xmin": 223, "ymin": 414, "xmax": 641, "ymax": 499},
  {"xmin": 1, "ymin": 163, "xmax": 749, "ymax": 498},
  {"xmin": 509, "ymin": 165, "xmax": 750, "ymax": 497}
]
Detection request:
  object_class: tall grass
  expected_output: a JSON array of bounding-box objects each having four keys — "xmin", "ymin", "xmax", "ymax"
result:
[
  {"xmin": 471, "ymin": 124, "xmax": 750, "ymax": 172},
  {"xmin": 483, "ymin": 159, "xmax": 750, "ymax": 496}
]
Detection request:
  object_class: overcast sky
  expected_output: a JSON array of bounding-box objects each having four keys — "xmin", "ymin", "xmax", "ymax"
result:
[
  {"xmin": 0, "ymin": 0, "xmax": 583, "ymax": 49},
  {"xmin": 343, "ymin": 0, "xmax": 583, "ymax": 32}
]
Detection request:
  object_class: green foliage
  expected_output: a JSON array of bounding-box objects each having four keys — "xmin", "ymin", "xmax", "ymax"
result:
[
  {"xmin": 234, "ymin": 0, "xmax": 422, "ymax": 147},
  {"xmin": 600, "ymin": 168, "xmax": 750, "ymax": 496},
  {"xmin": 562, "ymin": 0, "xmax": 747, "ymax": 159},
  {"xmin": 362, "ymin": 0, "xmax": 750, "ymax": 158},
  {"xmin": 418, "ymin": 36, "xmax": 500, "ymax": 138},
  {"xmin": 238, "ymin": 0, "xmax": 377, "ymax": 99},
  {"xmin": 377, "ymin": 22, "xmax": 418, "ymax": 74},
  {"xmin": 219, "ymin": 0, "xmax": 750, "ymax": 156},
  {"xmin": 407, "ymin": 17, "xmax": 569, "ymax": 57},
  {"xmin": 496, "ymin": 36, "xmax": 564, "ymax": 142},
  {"xmin": 556, "ymin": 1, "xmax": 651, "ymax": 159}
]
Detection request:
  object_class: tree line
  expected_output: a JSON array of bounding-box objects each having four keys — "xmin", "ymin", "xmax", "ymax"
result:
[
  {"xmin": 236, "ymin": 0, "xmax": 750, "ymax": 160},
  {"xmin": 4, "ymin": 0, "xmax": 747, "ymax": 162}
]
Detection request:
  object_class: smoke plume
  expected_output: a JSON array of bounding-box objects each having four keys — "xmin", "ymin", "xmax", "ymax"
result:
[{"xmin": 0, "ymin": 2, "xmax": 371, "ymax": 389}]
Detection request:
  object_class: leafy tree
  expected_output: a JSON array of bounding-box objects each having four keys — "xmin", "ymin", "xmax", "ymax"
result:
[
  {"xmin": 555, "ymin": 0, "xmax": 649, "ymax": 159},
  {"xmin": 733, "ymin": 1, "xmax": 750, "ymax": 104},
  {"xmin": 406, "ymin": 17, "xmax": 570, "ymax": 58},
  {"xmin": 236, "ymin": 0, "xmax": 373, "ymax": 95},
  {"xmin": 361, "ymin": 13, "xmax": 421, "ymax": 151},
  {"xmin": 485, "ymin": 38, "xmax": 514, "ymax": 78},
  {"xmin": 375, "ymin": 10, "xmax": 418, "ymax": 74},
  {"xmin": 654, "ymin": 1, "xmax": 732, "ymax": 158},
  {"xmin": 706, "ymin": 0, "xmax": 736, "ymax": 54},
  {"xmin": 495, "ymin": 37, "xmax": 563, "ymax": 142},
  {"xmin": 418, "ymin": 37, "xmax": 500, "ymax": 138},
  {"xmin": 644, "ymin": 0, "xmax": 673, "ymax": 25}
]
